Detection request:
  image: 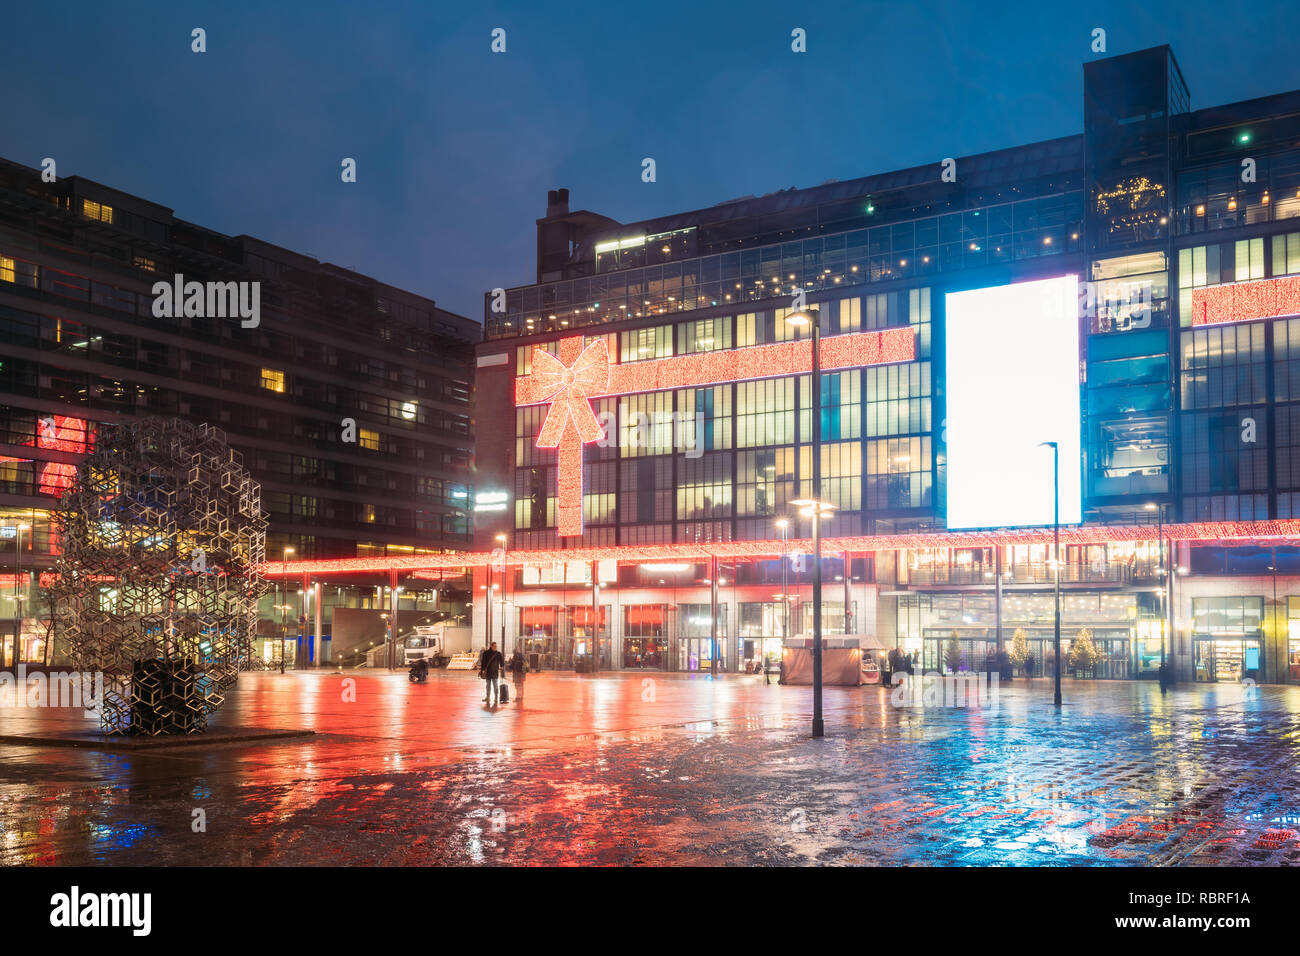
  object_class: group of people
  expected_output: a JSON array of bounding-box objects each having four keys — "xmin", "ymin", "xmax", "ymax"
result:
[{"xmin": 477, "ymin": 641, "xmax": 528, "ymax": 707}]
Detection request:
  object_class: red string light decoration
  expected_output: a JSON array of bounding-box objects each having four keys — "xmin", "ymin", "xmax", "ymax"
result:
[
  {"xmin": 0, "ymin": 415, "xmax": 93, "ymax": 497},
  {"xmin": 515, "ymin": 327, "xmax": 916, "ymax": 536},
  {"xmin": 1191, "ymin": 275, "xmax": 1300, "ymax": 326},
  {"xmin": 261, "ymin": 518, "xmax": 1300, "ymax": 576}
]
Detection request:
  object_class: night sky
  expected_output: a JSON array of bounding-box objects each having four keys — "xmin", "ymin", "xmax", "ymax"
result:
[{"xmin": 1, "ymin": 0, "xmax": 1296, "ymax": 324}]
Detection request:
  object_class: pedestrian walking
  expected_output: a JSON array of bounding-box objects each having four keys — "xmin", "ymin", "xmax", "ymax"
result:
[
  {"xmin": 479, "ymin": 641, "xmax": 504, "ymax": 707},
  {"xmin": 1158, "ymin": 660, "xmax": 1169, "ymax": 696},
  {"xmin": 508, "ymin": 649, "xmax": 527, "ymax": 704}
]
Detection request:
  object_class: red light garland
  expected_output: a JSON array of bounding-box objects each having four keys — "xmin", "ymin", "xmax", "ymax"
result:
[
  {"xmin": 515, "ymin": 328, "xmax": 917, "ymax": 536},
  {"xmin": 0, "ymin": 415, "xmax": 93, "ymax": 497},
  {"xmin": 260, "ymin": 518, "xmax": 1300, "ymax": 576},
  {"xmin": 1191, "ymin": 275, "xmax": 1300, "ymax": 326}
]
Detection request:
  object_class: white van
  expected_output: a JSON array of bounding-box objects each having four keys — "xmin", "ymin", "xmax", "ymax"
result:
[{"xmin": 403, "ymin": 626, "xmax": 447, "ymax": 666}]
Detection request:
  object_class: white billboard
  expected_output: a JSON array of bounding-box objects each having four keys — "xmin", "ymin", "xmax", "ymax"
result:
[{"xmin": 944, "ymin": 275, "xmax": 1082, "ymax": 529}]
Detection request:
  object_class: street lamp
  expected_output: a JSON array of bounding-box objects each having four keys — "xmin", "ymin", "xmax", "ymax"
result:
[
  {"xmin": 776, "ymin": 518, "xmax": 790, "ymax": 662},
  {"xmin": 792, "ymin": 498, "xmax": 835, "ymax": 737},
  {"xmin": 1145, "ymin": 502, "xmax": 1168, "ymax": 676},
  {"xmin": 495, "ymin": 534, "xmax": 508, "ymax": 657},
  {"xmin": 788, "ymin": 305, "xmax": 829, "ymax": 737},
  {"xmin": 8, "ymin": 522, "xmax": 30, "ymax": 669},
  {"xmin": 1038, "ymin": 441, "xmax": 1061, "ymax": 708},
  {"xmin": 280, "ymin": 546, "xmax": 294, "ymax": 674}
]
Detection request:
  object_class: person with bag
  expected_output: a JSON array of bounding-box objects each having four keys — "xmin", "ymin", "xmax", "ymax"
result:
[
  {"xmin": 478, "ymin": 641, "xmax": 504, "ymax": 706},
  {"xmin": 508, "ymin": 649, "xmax": 527, "ymax": 704}
]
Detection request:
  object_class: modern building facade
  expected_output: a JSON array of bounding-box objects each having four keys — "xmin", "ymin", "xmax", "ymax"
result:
[
  {"xmin": 0, "ymin": 157, "xmax": 477, "ymax": 665},
  {"xmin": 472, "ymin": 45, "xmax": 1300, "ymax": 684}
]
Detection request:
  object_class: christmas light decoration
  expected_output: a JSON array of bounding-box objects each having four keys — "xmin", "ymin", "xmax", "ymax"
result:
[
  {"xmin": 262, "ymin": 518, "xmax": 1300, "ymax": 576},
  {"xmin": 1191, "ymin": 275, "xmax": 1300, "ymax": 326},
  {"xmin": 0, "ymin": 415, "xmax": 93, "ymax": 496},
  {"xmin": 515, "ymin": 327, "xmax": 916, "ymax": 535}
]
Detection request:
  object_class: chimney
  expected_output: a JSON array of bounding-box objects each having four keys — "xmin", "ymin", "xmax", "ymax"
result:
[{"xmin": 546, "ymin": 188, "xmax": 570, "ymax": 218}]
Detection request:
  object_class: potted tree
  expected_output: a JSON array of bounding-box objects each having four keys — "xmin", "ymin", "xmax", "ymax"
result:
[
  {"xmin": 1068, "ymin": 627, "xmax": 1100, "ymax": 678},
  {"xmin": 1009, "ymin": 628, "xmax": 1030, "ymax": 679},
  {"xmin": 944, "ymin": 630, "xmax": 963, "ymax": 674}
]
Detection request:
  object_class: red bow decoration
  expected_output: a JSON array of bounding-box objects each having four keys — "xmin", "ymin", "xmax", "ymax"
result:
[
  {"xmin": 531, "ymin": 340, "xmax": 610, "ymax": 448},
  {"xmin": 530, "ymin": 340, "xmax": 610, "ymax": 537}
]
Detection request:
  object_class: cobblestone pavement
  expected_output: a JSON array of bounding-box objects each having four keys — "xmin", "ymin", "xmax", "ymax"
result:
[{"xmin": 2, "ymin": 670, "xmax": 1299, "ymax": 866}]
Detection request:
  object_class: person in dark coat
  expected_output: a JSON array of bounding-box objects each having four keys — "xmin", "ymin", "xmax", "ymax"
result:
[
  {"xmin": 479, "ymin": 641, "xmax": 504, "ymax": 706},
  {"xmin": 508, "ymin": 650, "xmax": 527, "ymax": 704}
]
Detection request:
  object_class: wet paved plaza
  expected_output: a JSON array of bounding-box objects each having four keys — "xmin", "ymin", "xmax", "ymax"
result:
[{"xmin": 2, "ymin": 670, "xmax": 1300, "ymax": 866}]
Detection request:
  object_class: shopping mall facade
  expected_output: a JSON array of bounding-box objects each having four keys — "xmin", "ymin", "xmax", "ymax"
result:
[{"xmin": 466, "ymin": 44, "xmax": 1300, "ymax": 685}]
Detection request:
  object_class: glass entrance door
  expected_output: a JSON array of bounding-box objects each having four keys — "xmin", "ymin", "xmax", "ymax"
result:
[{"xmin": 1194, "ymin": 637, "xmax": 1263, "ymax": 682}]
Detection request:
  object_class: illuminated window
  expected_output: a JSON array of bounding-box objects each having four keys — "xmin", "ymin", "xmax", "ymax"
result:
[
  {"xmin": 736, "ymin": 377, "xmax": 795, "ymax": 447},
  {"xmin": 516, "ymin": 341, "xmax": 558, "ymax": 376},
  {"xmin": 82, "ymin": 199, "xmax": 113, "ymax": 223},
  {"xmin": 677, "ymin": 317, "xmax": 730, "ymax": 353},
  {"xmin": 0, "ymin": 255, "xmax": 36, "ymax": 287},
  {"xmin": 133, "ymin": 256, "xmax": 156, "ymax": 272},
  {"xmin": 619, "ymin": 325, "xmax": 671, "ymax": 362},
  {"xmin": 1273, "ymin": 233, "xmax": 1300, "ymax": 277},
  {"xmin": 1235, "ymin": 238, "xmax": 1265, "ymax": 282},
  {"xmin": 362, "ymin": 504, "xmax": 376, "ymax": 523},
  {"xmin": 260, "ymin": 368, "xmax": 286, "ymax": 392},
  {"xmin": 359, "ymin": 429, "xmax": 380, "ymax": 451},
  {"xmin": 620, "ymin": 392, "xmax": 674, "ymax": 456},
  {"xmin": 837, "ymin": 297, "xmax": 861, "ymax": 332}
]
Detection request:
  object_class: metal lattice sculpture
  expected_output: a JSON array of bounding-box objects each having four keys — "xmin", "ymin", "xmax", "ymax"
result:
[{"xmin": 51, "ymin": 418, "xmax": 267, "ymax": 735}]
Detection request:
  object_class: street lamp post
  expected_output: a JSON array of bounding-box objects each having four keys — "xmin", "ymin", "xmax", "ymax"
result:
[
  {"xmin": 280, "ymin": 546, "xmax": 294, "ymax": 674},
  {"xmin": 1039, "ymin": 441, "xmax": 1061, "ymax": 708},
  {"xmin": 777, "ymin": 518, "xmax": 789, "ymax": 665},
  {"xmin": 788, "ymin": 304, "xmax": 827, "ymax": 737},
  {"xmin": 1145, "ymin": 502, "xmax": 1168, "ymax": 675},
  {"xmin": 496, "ymin": 534, "xmax": 508, "ymax": 658},
  {"xmin": 10, "ymin": 522, "xmax": 29, "ymax": 669}
]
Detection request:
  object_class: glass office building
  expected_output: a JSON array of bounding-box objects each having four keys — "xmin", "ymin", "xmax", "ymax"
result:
[
  {"xmin": 0, "ymin": 158, "xmax": 477, "ymax": 665},
  {"xmin": 472, "ymin": 45, "xmax": 1300, "ymax": 683}
]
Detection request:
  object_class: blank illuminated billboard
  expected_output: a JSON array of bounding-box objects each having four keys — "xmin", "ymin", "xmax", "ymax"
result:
[{"xmin": 944, "ymin": 275, "xmax": 1082, "ymax": 529}]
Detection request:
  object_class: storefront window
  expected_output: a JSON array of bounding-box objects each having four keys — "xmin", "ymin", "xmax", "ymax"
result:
[
  {"xmin": 624, "ymin": 604, "xmax": 666, "ymax": 668},
  {"xmin": 1191, "ymin": 596, "xmax": 1264, "ymax": 682},
  {"xmin": 1288, "ymin": 597, "xmax": 1300, "ymax": 682}
]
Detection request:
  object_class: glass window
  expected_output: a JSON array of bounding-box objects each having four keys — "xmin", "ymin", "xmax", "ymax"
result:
[
  {"xmin": 678, "ymin": 316, "xmax": 731, "ymax": 353},
  {"xmin": 736, "ymin": 377, "xmax": 795, "ymax": 447},
  {"xmin": 620, "ymin": 325, "xmax": 671, "ymax": 361},
  {"xmin": 1235, "ymin": 237, "xmax": 1265, "ymax": 281},
  {"xmin": 736, "ymin": 447, "xmax": 797, "ymax": 516},
  {"xmin": 1273, "ymin": 233, "xmax": 1300, "ymax": 276}
]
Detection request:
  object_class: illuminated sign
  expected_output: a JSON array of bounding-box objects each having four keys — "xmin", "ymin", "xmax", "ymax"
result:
[
  {"xmin": 516, "ymin": 327, "xmax": 916, "ymax": 536},
  {"xmin": 945, "ymin": 276, "xmax": 1082, "ymax": 529},
  {"xmin": 473, "ymin": 490, "xmax": 509, "ymax": 513}
]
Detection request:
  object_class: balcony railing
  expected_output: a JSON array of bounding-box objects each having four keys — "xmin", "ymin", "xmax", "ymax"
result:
[{"xmin": 905, "ymin": 562, "xmax": 1134, "ymax": 586}]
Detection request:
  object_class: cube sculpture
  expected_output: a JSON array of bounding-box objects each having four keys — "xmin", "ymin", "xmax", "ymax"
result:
[{"xmin": 51, "ymin": 418, "xmax": 268, "ymax": 735}]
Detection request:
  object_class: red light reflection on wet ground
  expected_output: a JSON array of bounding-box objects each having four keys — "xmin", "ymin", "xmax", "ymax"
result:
[{"xmin": 3, "ymin": 671, "xmax": 1300, "ymax": 866}]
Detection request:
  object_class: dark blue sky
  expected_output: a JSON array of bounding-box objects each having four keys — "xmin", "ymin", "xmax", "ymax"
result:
[{"xmin": 2, "ymin": 0, "xmax": 1296, "ymax": 323}]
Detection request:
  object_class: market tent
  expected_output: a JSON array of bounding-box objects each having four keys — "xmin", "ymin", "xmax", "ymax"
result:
[{"xmin": 780, "ymin": 646, "xmax": 863, "ymax": 685}]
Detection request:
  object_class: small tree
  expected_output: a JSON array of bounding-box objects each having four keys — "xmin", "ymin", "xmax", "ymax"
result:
[
  {"xmin": 944, "ymin": 630, "xmax": 963, "ymax": 673},
  {"xmin": 1068, "ymin": 626, "xmax": 1100, "ymax": 674},
  {"xmin": 1008, "ymin": 628, "xmax": 1029, "ymax": 667}
]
